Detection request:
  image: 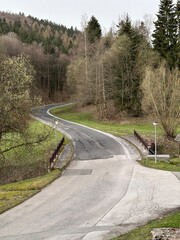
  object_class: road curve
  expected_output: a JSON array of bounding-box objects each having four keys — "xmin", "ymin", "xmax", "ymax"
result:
[
  {"xmin": 0, "ymin": 104, "xmax": 180, "ymax": 240},
  {"xmin": 32, "ymin": 104, "xmax": 126, "ymax": 160}
]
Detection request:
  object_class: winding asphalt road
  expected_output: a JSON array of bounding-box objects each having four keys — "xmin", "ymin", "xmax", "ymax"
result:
[
  {"xmin": 33, "ymin": 103, "xmax": 126, "ymax": 160},
  {"xmin": 0, "ymin": 104, "xmax": 180, "ymax": 240}
]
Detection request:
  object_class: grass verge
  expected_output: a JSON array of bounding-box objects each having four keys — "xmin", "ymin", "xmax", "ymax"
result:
[
  {"xmin": 140, "ymin": 158, "xmax": 180, "ymax": 172},
  {"xmin": 0, "ymin": 169, "xmax": 62, "ymax": 214},
  {"xmin": 50, "ymin": 105, "xmax": 161, "ymax": 137},
  {"xmin": 112, "ymin": 210, "xmax": 180, "ymax": 240}
]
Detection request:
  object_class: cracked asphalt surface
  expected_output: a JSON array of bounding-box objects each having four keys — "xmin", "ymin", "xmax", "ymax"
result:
[{"xmin": 0, "ymin": 104, "xmax": 180, "ymax": 240}]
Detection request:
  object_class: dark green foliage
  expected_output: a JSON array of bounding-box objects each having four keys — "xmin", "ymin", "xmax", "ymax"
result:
[
  {"xmin": 152, "ymin": 0, "xmax": 179, "ymax": 69},
  {"xmin": 86, "ymin": 16, "xmax": 102, "ymax": 43},
  {"xmin": 115, "ymin": 15, "xmax": 146, "ymax": 116},
  {"xmin": 117, "ymin": 14, "xmax": 132, "ymax": 36},
  {"xmin": 0, "ymin": 18, "xmax": 10, "ymax": 34},
  {"xmin": 177, "ymin": 0, "xmax": 180, "ymax": 68}
]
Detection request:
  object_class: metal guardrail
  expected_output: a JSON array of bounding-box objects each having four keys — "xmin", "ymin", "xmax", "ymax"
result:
[
  {"xmin": 49, "ymin": 137, "xmax": 65, "ymax": 166},
  {"xmin": 134, "ymin": 130, "xmax": 155, "ymax": 155}
]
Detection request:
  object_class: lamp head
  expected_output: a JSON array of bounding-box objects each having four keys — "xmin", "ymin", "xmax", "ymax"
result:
[{"xmin": 153, "ymin": 121, "xmax": 158, "ymax": 126}]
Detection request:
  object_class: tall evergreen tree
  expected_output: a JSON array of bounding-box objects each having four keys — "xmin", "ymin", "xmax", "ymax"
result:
[
  {"xmin": 115, "ymin": 15, "xmax": 145, "ymax": 116},
  {"xmin": 117, "ymin": 14, "xmax": 132, "ymax": 36},
  {"xmin": 86, "ymin": 16, "xmax": 102, "ymax": 43},
  {"xmin": 152, "ymin": 0, "xmax": 178, "ymax": 69},
  {"xmin": 177, "ymin": 0, "xmax": 180, "ymax": 68}
]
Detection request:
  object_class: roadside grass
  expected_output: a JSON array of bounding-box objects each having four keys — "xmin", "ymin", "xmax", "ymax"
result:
[
  {"xmin": 140, "ymin": 158, "xmax": 180, "ymax": 172},
  {"xmin": 112, "ymin": 210, "xmax": 180, "ymax": 240},
  {"xmin": 50, "ymin": 105, "xmax": 162, "ymax": 137},
  {"xmin": 0, "ymin": 169, "xmax": 61, "ymax": 214}
]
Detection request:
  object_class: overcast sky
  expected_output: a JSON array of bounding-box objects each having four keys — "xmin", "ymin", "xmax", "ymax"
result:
[{"xmin": 0, "ymin": 0, "xmax": 161, "ymax": 31}]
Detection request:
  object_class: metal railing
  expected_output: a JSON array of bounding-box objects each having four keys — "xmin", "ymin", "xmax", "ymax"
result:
[
  {"xmin": 134, "ymin": 130, "xmax": 155, "ymax": 155},
  {"xmin": 49, "ymin": 137, "xmax": 65, "ymax": 166}
]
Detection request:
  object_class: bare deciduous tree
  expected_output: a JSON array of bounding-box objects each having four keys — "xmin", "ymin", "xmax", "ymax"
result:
[
  {"xmin": 0, "ymin": 53, "xmax": 44, "ymax": 158},
  {"xmin": 142, "ymin": 62, "xmax": 180, "ymax": 138}
]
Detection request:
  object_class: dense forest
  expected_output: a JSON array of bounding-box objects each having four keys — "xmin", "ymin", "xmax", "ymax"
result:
[
  {"xmin": 0, "ymin": 11, "xmax": 78, "ymax": 101},
  {"xmin": 0, "ymin": 0, "xmax": 179, "ymax": 140}
]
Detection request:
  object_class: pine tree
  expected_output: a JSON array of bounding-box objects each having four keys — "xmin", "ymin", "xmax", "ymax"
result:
[
  {"xmin": 117, "ymin": 14, "xmax": 132, "ymax": 36},
  {"xmin": 115, "ymin": 15, "xmax": 145, "ymax": 116},
  {"xmin": 86, "ymin": 16, "xmax": 102, "ymax": 43},
  {"xmin": 152, "ymin": 0, "xmax": 178, "ymax": 69},
  {"xmin": 118, "ymin": 15, "xmax": 144, "ymax": 65},
  {"xmin": 177, "ymin": 0, "xmax": 180, "ymax": 68}
]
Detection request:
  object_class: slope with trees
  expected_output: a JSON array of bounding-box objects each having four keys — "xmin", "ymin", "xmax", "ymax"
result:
[
  {"xmin": 0, "ymin": 11, "xmax": 78, "ymax": 102},
  {"xmin": 143, "ymin": 0, "xmax": 180, "ymax": 138},
  {"xmin": 67, "ymin": 15, "xmax": 152, "ymax": 117},
  {"xmin": 67, "ymin": 1, "xmax": 179, "ymax": 138}
]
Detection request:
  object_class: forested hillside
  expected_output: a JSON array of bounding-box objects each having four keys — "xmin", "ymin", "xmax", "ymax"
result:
[{"xmin": 0, "ymin": 11, "xmax": 78, "ymax": 101}]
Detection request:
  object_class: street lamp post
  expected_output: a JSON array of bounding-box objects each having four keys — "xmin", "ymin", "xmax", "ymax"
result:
[
  {"xmin": 174, "ymin": 134, "xmax": 180, "ymax": 159},
  {"xmin": 153, "ymin": 121, "xmax": 158, "ymax": 164}
]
